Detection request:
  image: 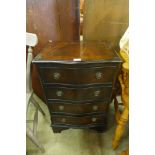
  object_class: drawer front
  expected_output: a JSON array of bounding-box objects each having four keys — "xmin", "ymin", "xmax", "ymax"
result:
[
  {"xmin": 39, "ymin": 66, "xmax": 116, "ymax": 84},
  {"xmin": 45, "ymin": 86, "xmax": 112, "ymax": 101},
  {"xmin": 48, "ymin": 102, "xmax": 108, "ymax": 115},
  {"xmin": 51, "ymin": 114, "xmax": 106, "ymax": 126}
]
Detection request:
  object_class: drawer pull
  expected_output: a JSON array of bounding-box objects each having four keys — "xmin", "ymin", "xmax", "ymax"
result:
[
  {"xmin": 92, "ymin": 105, "xmax": 98, "ymax": 111},
  {"xmin": 94, "ymin": 90, "xmax": 100, "ymax": 97},
  {"xmin": 96, "ymin": 72, "xmax": 102, "ymax": 79},
  {"xmin": 53, "ymin": 72, "xmax": 60, "ymax": 80},
  {"xmin": 59, "ymin": 105, "xmax": 64, "ymax": 111},
  {"xmin": 56, "ymin": 90, "xmax": 63, "ymax": 97},
  {"xmin": 92, "ymin": 118, "xmax": 97, "ymax": 122},
  {"xmin": 61, "ymin": 118, "xmax": 66, "ymax": 123}
]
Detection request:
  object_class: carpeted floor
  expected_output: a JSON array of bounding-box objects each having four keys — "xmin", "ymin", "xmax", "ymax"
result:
[{"xmin": 26, "ymin": 94, "xmax": 128, "ymax": 155}]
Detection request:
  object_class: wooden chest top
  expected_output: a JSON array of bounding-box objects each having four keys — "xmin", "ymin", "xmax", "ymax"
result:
[{"xmin": 33, "ymin": 41, "xmax": 121, "ymax": 63}]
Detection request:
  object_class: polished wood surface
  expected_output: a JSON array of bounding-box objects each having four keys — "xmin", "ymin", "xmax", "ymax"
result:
[
  {"xmin": 48, "ymin": 102, "xmax": 108, "ymax": 115},
  {"xmin": 27, "ymin": 0, "xmax": 80, "ymax": 100},
  {"xmin": 33, "ymin": 41, "xmax": 122, "ymax": 133},
  {"xmin": 39, "ymin": 65, "xmax": 117, "ymax": 84},
  {"xmin": 45, "ymin": 85, "xmax": 112, "ymax": 101},
  {"xmin": 51, "ymin": 114, "xmax": 106, "ymax": 126},
  {"xmin": 33, "ymin": 41, "xmax": 121, "ymax": 62}
]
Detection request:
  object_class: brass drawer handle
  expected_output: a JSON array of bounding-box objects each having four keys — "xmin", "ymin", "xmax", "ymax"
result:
[
  {"xmin": 94, "ymin": 90, "xmax": 100, "ymax": 97},
  {"xmin": 56, "ymin": 90, "xmax": 63, "ymax": 97},
  {"xmin": 59, "ymin": 105, "xmax": 64, "ymax": 111},
  {"xmin": 53, "ymin": 72, "xmax": 61, "ymax": 80},
  {"xmin": 96, "ymin": 72, "xmax": 102, "ymax": 80},
  {"xmin": 61, "ymin": 118, "xmax": 66, "ymax": 123},
  {"xmin": 92, "ymin": 105, "xmax": 98, "ymax": 111},
  {"xmin": 92, "ymin": 118, "xmax": 97, "ymax": 122}
]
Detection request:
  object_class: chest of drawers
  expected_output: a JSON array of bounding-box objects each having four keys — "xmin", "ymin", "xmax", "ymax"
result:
[{"xmin": 32, "ymin": 41, "xmax": 122, "ymax": 133}]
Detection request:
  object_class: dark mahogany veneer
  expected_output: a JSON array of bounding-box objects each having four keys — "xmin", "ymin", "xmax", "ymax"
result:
[{"xmin": 32, "ymin": 41, "xmax": 122, "ymax": 133}]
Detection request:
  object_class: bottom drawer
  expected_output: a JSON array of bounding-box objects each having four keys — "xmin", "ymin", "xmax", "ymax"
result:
[{"xmin": 51, "ymin": 114, "xmax": 106, "ymax": 126}]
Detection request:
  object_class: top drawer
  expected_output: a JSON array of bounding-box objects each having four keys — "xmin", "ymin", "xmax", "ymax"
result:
[{"xmin": 39, "ymin": 66, "xmax": 117, "ymax": 84}]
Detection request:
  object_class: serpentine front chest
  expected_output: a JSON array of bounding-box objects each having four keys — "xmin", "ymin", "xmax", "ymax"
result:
[{"xmin": 33, "ymin": 41, "xmax": 122, "ymax": 133}]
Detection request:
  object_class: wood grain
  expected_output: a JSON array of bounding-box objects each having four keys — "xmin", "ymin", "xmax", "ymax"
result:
[
  {"xmin": 45, "ymin": 85, "xmax": 112, "ymax": 101},
  {"xmin": 48, "ymin": 102, "xmax": 108, "ymax": 115},
  {"xmin": 26, "ymin": 0, "xmax": 80, "ymax": 100},
  {"xmin": 51, "ymin": 114, "xmax": 106, "ymax": 126},
  {"xmin": 83, "ymin": 0, "xmax": 129, "ymax": 49},
  {"xmin": 38, "ymin": 66, "xmax": 117, "ymax": 85},
  {"xmin": 33, "ymin": 41, "xmax": 120, "ymax": 62}
]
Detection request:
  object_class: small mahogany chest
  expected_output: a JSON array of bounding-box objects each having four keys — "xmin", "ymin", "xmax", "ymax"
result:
[{"xmin": 32, "ymin": 41, "xmax": 122, "ymax": 133}]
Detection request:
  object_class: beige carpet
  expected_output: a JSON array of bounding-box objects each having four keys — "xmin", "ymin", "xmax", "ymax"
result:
[{"xmin": 26, "ymin": 94, "xmax": 128, "ymax": 155}]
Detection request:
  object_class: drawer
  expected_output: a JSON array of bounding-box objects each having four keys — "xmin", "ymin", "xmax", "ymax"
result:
[
  {"xmin": 51, "ymin": 114, "xmax": 106, "ymax": 126},
  {"xmin": 48, "ymin": 102, "xmax": 108, "ymax": 115},
  {"xmin": 39, "ymin": 66, "xmax": 116, "ymax": 84},
  {"xmin": 45, "ymin": 85, "xmax": 112, "ymax": 101}
]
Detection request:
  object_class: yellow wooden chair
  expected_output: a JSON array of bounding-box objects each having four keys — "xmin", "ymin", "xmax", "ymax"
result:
[{"xmin": 112, "ymin": 28, "xmax": 129, "ymax": 153}]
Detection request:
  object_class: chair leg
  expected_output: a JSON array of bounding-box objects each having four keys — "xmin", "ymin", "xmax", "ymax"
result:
[
  {"xmin": 114, "ymin": 97, "xmax": 121, "ymax": 123},
  {"xmin": 112, "ymin": 107, "xmax": 129, "ymax": 149},
  {"xmin": 31, "ymin": 96, "xmax": 45, "ymax": 116},
  {"xmin": 27, "ymin": 126, "xmax": 45, "ymax": 153},
  {"xmin": 120, "ymin": 148, "xmax": 129, "ymax": 155},
  {"xmin": 33, "ymin": 109, "xmax": 38, "ymax": 136}
]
